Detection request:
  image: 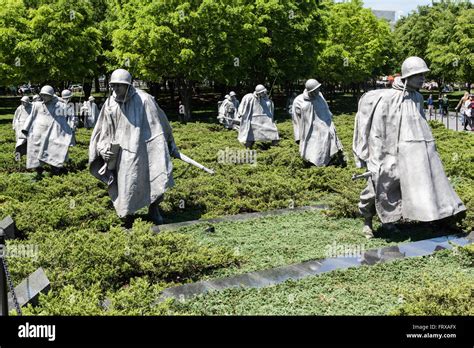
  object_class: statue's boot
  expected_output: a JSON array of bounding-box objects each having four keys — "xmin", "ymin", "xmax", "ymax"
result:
[
  {"xmin": 382, "ymin": 223, "xmax": 400, "ymax": 235},
  {"xmin": 122, "ymin": 215, "xmax": 134, "ymax": 229},
  {"xmin": 362, "ymin": 217, "xmax": 374, "ymax": 239},
  {"xmin": 148, "ymin": 201, "xmax": 164, "ymax": 225},
  {"xmin": 50, "ymin": 166, "xmax": 61, "ymax": 176},
  {"xmin": 34, "ymin": 167, "xmax": 44, "ymax": 181}
]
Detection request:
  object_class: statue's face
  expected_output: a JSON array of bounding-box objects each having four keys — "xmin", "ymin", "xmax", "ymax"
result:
[
  {"xmin": 111, "ymin": 83, "xmax": 130, "ymax": 100},
  {"xmin": 256, "ymin": 91, "xmax": 267, "ymax": 99},
  {"xmin": 308, "ymin": 88, "xmax": 319, "ymax": 99},
  {"xmin": 41, "ymin": 94, "xmax": 53, "ymax": 103},
  {"xmin": 406, "ymin": 73, "xmax": 425, "ymax": 89},
  {"xmin": 21, "ymin": 101, "xmax": 29, "ymax": 107}
]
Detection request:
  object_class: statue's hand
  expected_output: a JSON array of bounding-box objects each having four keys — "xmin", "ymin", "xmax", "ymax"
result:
[{"xmin": 102, "ymin": 150, "xmax": 116, "ymax": 162}]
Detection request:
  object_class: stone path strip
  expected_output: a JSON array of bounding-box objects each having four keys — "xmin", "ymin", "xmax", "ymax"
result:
[{"xmin": 158, "ymin": 232, "xmax": 474, "ymax": 302}]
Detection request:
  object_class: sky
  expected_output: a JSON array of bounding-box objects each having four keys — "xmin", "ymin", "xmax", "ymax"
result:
[
  {"xmin": 335, "ymin": 0, "xmax": 437, "ymax": 19},
  {"xmin": 361, "ymin": 0, "xmax": 434, "ymax": 18}
]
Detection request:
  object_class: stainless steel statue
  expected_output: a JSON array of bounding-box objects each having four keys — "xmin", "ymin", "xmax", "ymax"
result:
[
  {"xmin": 217, "ymin": 94, "xmax": 236, "ymax": 129},
  {"xmin": 21, "ymin": 85, "xmax": 73, "ymax": 176},
  {"xmin": 12, "ymin": 96, "xmax": 31, "ymax": 155},
  {"xmin": 353, "ymin": 57, "xmax": 466, "ymax": 238},
  {"xmin": 82, "ymin": 96, "xmax": 99, "ymax": 129},
  {"xmin": 292, "ymin": 79, "xmax": 343, "ymax": 166},
  {"xmin": 237, "ymin": 84, "xmax": 279, "ymax": 148},
  {"xmin": 89, "ymin": 69, "xmax": 179, "ymax": 226},
  {"xmin": 60, "ymin": 89, "xmax": 77, "ymax": 145}
]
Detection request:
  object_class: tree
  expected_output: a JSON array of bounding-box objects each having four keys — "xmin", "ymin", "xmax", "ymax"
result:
[
  {"xmin": 314, "ymin": 0, "xmax": 395, "ymax": 96},
  {"xmin": 0, "ymin": 0, "xmax": 29, "ymax": 86},
  {"xmin": 241, "ymin": 0, "xmax": 326, "ymax": 93},
  {"xmin": 110, "ymin": 0, "xmax": 264, "ymax": 122},
  {"xmin": 394, "ymin": 0, "xmax": 473, "ymax": 91},
  {"xmin": 0, "ymin": 0, "xmax": 102, "ymax": 89},
  {"xmin": 111, "ymin": 0, "xmax": 325, "ymax": 121}
]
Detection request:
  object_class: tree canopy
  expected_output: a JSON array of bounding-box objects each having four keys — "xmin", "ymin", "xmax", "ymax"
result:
[{"xmin": 394, "ymin": 0, "xmax": 473, "ymax": 87}]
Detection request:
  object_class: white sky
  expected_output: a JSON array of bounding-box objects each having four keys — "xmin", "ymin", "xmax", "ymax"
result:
[
  {"xmin": 361, "ymin": 0, "xmax": 435, "ymax": 18},
  {"xmin": 334, "ymin": 0, "xmax": 437, "ymax": 19}
]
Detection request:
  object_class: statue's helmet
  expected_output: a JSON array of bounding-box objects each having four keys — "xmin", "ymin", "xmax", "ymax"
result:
[
  {"xmin": 39, "ymin": 85, "xmax": 55, "ymax": 97},
  {"xmin": 109, "ymin": 68, "xmax": 132, "ymax": 85},
  {"xmin": 88, "ymin": 96, "xmax": 95, "ymax": 101},
  {"xmin": 305, "ymin": 79, "xmax": 321, "ymax": 93},
  {"xmin": 225, "ymin": 94, "xmax": 231, "ymax": 100},
  {"xmin": 61, "ymin": 89, "xmax": 72, "ymax": 99},
  {"xmin": 255, "ymin": 84, "xmax": 267, "ymax": 95},
  {"xmin": 401, "ymin": 56, "xmax": 430, "ymax": 79},
  {"xmin": 32, "ymin": 94, "xmax": 40, "ymax": 101},
  {"xmin": 229, "ymin": 91, "xmax": 236, "ymax": 97},
  {"xmin": 21, "ymin": 96, "xmax": 30, "ymax": 103}
]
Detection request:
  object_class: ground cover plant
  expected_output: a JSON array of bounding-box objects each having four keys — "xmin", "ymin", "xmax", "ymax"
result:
[
  {"xmin": 167, "ymin": 246, "xmax": 474, "ymax": 316},
  {"xmin": 0, "ymin": 93, "xmax": 472, "ymax": 315}
]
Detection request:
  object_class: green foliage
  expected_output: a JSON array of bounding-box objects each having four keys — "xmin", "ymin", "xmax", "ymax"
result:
[
  {"xmin": 8, "ymin": 219, "xmax": 239, "ymax": 315},
  {"xmin": 315, "ymin": 0, "xmax": 395, "ymax": 84},
  {"xmin": 390, "ymin": 277, "xmax": 474, "ymax": 315},
  {"xmin": 111, "ymin": 0, "xmax": 325, "ymax": 86},
  {"xmin": 21, "ymin": 277, "xmax": 173, "ymax": 316},
  {"xmin": 9, "ymin": 219, "xmax": 239, "ymax": 290},
  {"xmin": 390, "ymin": 245, "xmax": 474, "ymax": 316},
  {"xmin": 169, "ymin": 248, "xmax": 474, "ymax": 315},
  {"xmin": 0, "ymin": 98, "xmax": 472, "ymax": 315},
  {"xmin": 394, "ymin": 0, "xmax": 473, "ymax": 84},
  {"xmin": 0, "ymin": 0, "xmax": 102, "ymax": 84}
]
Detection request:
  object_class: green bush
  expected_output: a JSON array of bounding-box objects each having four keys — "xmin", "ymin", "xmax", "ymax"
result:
[
  {"xmin": 8, "ymin": 219, "xmax": 239, "ymax": 291},
  {"xmin": 0, "ymin": 106, "xmax": 472, "ymax": 315},
  {"xmin": 21, "ymin": 278, "xmax": 173, "ymax": 316},
  {"xmin": 390, "ymin": 245, "xmax": 474, "ymax": 316},
  {"xmin": 390, "ymin": 274, "xmax": 474, "ymax": 315}
]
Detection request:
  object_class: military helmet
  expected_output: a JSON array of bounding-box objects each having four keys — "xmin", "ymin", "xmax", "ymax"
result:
[
  {"xmin": 255, "ymin": 84, "xmax": 267, "ymax": 95},
  {"xmin": 109, "ymin": 68, "xmax": 132, "ymax": 85},
  {"xmin": 39, "ymin": 85, "xmax": 55, "ymax": 97},
  {"xmin": 229, "ymin": 91, "xmax": 236, "ymax": 97},
  {"xmin": 401, "ymin": 56, "xmax": 430, "ymax": 79},
  {"xmin": 21, "ymin": 96, "xmax": 30, "ymax": 103},
  {"xmin": 305, "ymin": 79, "xmax": 321, "ymax": 93},
  {"xmin": 61, "ymin": 89, "xmax": 72, "ymax": 99},
  {"xmin": 32, "ymin": 94, "xmax": 41, "ymax": 101},
  {"xmin": 88, "ymin": 96, "xmax": 95, "ymax": 101}
]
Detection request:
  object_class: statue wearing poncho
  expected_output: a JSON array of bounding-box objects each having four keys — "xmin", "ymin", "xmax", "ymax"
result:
[
  {"xmin": 237, "ymin": 85, "xmax": 279, "ymax": 147},
  {"xmin": 217, "ymin": 95, "xmax": 235, "ymax": 129},
  {"xmin": 292, "ymin": 81, "xmax": 343, "ymax": 166},
  {"xmin": 89, "ymin": 83, "xmax": 177, "ymax": 220},
  {"xmin": 353, "ymin": 69, "xmax": 465, "ymax": 231},
  {"xmin": 12, "ymin": 98, "xmax": 32, "ymax": 155},
  {"xmin": 83, "ymin": 97, "xmax": 100, "ymax": 129},
  {"xmin": 21, "ymin": 88, "xmax": 73, "ymax": 169}
]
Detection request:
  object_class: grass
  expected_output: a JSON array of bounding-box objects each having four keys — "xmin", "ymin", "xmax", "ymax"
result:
[
  {"xmin": 176, "ymin": 209, "xmax": 464, "ymax": 280},
  {"xmin": 0, "ymin": 91, "xmax": 472, "ymax": 315},
  {"xmin": 168, "ymin": 248, "xmax": 474, "ymax": 315}
]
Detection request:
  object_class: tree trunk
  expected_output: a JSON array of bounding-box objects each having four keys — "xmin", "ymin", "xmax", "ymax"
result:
[
  {"xmin": 83, "ymin": 81, "xmax": 92, "ymax": 100},
  {"xmin": 177, "ymin": 78, "xmax": 193, "ymax": 124},
  {"xmin": 149, "ymin": 82, "xmax": 160, "ymax": 99},
  {"xmin": 168, "ymin": 80, "xmax": 175, "ymax": 101},
  {"xmin": 94, "ymin": 76, "xmax": 101, "ymax": 93}
]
